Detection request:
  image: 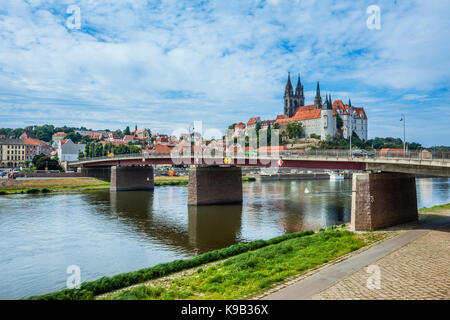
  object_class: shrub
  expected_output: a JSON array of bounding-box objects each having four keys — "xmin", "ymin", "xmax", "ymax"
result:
[
  {"xmin": 41, "ymin": 188, "xmax": 51, "ymax": 193},
  {"xmin": 26, "ymin": 189, "xmax": 40, "ymax": 194}
]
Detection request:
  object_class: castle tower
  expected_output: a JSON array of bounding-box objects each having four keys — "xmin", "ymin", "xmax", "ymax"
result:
[
  {"xmin": 314, "ymin": 81, "xmax": 322, "ymax": 109},
  {"xmin": 321, "ymin": 93, "xmax": 335, "ymax": 140}
]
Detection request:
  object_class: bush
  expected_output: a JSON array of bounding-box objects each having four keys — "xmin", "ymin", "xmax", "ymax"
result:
[
  {"xmin": 28, "ymin": 229, "xmax": 314, "ymax": 300},
  {"xmin": 41, "ymin": 188, "xmax": 51, "ymax": 193},
  {"xmin": 26, "ymin": 189, "xmax": 40, "ymax": 194},
  {"xmin": 0, "ymin": 191, "xmax": 7, "ymax": 195}
]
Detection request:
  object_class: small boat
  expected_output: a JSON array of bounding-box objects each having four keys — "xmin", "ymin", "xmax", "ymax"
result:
[{"xmin": 329, "ymin": 173, "xmax": 345, "ymax": 180}]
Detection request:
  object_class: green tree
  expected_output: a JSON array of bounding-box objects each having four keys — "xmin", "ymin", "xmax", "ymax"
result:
[
  {"xmin": 124, "ymin": 126, "xmax": 131, "ymax": 136},
  {"xmin": 35, "ymin": 156, "xmax": 62, "ymax": 171},
  {"xmin": 64, "ymin": 132, "xmax": 82, "ymax": 143},
  {"xmin": 285, "ymin": 121, "xmax": 303, "ymax": 139}
]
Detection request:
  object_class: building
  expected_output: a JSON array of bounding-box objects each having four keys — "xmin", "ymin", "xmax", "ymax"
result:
[
  {"xmin": 247, "ymin": 117, "xmax": 261, "ymax": 129},
  {"xmin": 52, "ymin": 132, "xmax": 66, "ymax": 142},
  {"xmin": 23, "ymin": 138, "xmax": 51, "ymax": 161},
  {"xmin": 274, "ymin": 73, "xmax": 368, "ymax": 140},
  {"xmin": 134, "ymin": 129, "xmax": 150, "ymax": 139},
  {"xmin": 56, "ymin": 139, "xmax": 86, "ymax": 162},
  {"xmin": 333, "ymin": 99, "xmax": 368, "ymax": 140},
  {"xmin": 0, "ymin": 138, "xmax": 26, "ymax": 168},
  {"xmin": 19, "ymin": 131, "xmax": 36, "ymax": 139}
]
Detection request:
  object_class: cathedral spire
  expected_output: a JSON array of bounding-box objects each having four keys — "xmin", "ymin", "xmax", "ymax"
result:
[
  {"xmin": 295, "ymin": 73, "xmax": 302, "ymax": 95},
  {"xmin": 284, "ymin": 72, "xmax": 293, "ymax": 97},
  {"xmin": 348, "ymin": 98, "xmax": 352, "ymax": 108},
  {"xmin": 314, "ymin": 81, "xmax": 322, "ymax": 108}
]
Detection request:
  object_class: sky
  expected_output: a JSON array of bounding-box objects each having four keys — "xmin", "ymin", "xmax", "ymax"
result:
[{"xmin": 0, "ymin": 0, "xmax": 449, "ymax": 146}]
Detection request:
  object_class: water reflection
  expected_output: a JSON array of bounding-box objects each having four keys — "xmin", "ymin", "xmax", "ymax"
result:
[{"xmin": 188, "ymin": 205, "xmax": 242, "ymax": 253}]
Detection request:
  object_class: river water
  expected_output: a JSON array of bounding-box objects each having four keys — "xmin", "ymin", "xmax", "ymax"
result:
[{"xmin": 0, "ymin": 177, "xmax": 448, "ymax": 299}]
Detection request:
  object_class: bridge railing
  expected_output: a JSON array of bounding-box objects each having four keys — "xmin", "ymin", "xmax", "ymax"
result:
[{"xmin": 72, "ymin": 149, "xmax": 450, "ymax": 164}]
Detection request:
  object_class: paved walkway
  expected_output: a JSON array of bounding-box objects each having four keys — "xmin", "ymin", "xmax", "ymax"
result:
[{"xmin": 264, "ymin": 218, "xmax": 450, "ymax": 300}]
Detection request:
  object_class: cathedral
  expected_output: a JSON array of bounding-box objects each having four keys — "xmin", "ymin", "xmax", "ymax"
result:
[
  {"xmin": 274, "ymin": 73, "xmax": 368, "ymax": 141},
  {"xmin": 238, "ymin": 73, "xmax": 368, "ymax": 141}
]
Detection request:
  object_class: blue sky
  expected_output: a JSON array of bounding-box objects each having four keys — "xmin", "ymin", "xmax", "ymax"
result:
[{"xmin": 0, "ymin": 0, "xmax": 449, "ymax": 146}]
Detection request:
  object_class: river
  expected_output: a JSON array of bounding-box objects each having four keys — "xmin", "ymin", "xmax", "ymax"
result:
[{"xmin": 0, "ymin": 177, "xmax": 448, "ymax": 299}]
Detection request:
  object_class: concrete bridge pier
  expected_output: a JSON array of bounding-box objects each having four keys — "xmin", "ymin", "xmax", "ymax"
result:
[
  {"xmin": 78, "ymin": 166, "xmax": 111, "ymax": 181},
  {"xmin": 188, "ymin": 166, "xmax": 243, "ymax": 205},
  {"xmin": 110, "ymin": 165, "xmax": 154, "ymax": 192},
  {"xmin": 351, "ymin": 172, "xmax": 418, "ymax": 231}
]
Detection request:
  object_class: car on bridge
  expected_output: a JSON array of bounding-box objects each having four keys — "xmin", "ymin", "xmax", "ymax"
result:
[{"xmin": 351, "ymin": 149, "xmax": 376, "ymax": 158}]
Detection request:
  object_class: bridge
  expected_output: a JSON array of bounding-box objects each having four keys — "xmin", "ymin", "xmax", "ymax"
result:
[{"xmin": 70, "ymin": 149, "xmax": 450, "ymax": 231}]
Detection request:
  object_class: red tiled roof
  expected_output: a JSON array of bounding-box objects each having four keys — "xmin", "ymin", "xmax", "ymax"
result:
[
  {"xmin": 332, "ymin": 100, "xmax": 367, "ymax": 119},
  {"xmin": 61, "ymin": 139, "xmax": 69, "ymax": 146},
  {"xmin": 99, "ymin": 140, "xmax": 128, "ymax": 146},
  {"xmin": 276, "ymin": 108, "xmax": 322, "ymax": 123},
  {"xmin": 123, "ymin": 135, "xmax": 135, "ymax": 141},
  {"xmin": 296, "ymin": 104, "xmax": 317, "ymax": 112},
  {"xmin": 353, "ymin": 107, "xmax": 367, "ymax": 120},
  {"xmin": 53, "ymin": 132, "xmax": 66, "ymax": 137},
  {"xmin": 275, "ymin": 114, "xmax": 286, "ymax": 120},
  {"xmin": 23, "ymin": 138, "xmax": 47, "ymax": 146},
  {"xmin": 247, "ymin": 117, "xmax": 260, "ymax": 126},
  {"xmin": 152, "ymin": 145, "xmax": 174, "ymax": 153},
  {"xmin": 87, "ymin": 132, "xmax": 103, "ymax": 138}
]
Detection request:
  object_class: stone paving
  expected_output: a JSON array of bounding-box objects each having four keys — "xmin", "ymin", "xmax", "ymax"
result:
[{"xmin": 310, "ymin": 225, "xmax": 450, "ymax": 300}]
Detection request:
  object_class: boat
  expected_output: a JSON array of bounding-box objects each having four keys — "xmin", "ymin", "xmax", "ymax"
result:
[{"xmin": 329, "ymin": 172, "xmax": 345, "ymax": 180}]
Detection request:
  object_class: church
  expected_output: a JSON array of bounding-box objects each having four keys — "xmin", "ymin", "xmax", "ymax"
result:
[{"xmin": 244, "ymin": 73, "xmax": 368, "ymax": 141}]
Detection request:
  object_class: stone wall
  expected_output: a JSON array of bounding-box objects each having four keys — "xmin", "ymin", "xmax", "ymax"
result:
[
  {"xmin": 188, "ymin": 166, "xmax": 243, "ymax": 205},
  {"xmin": 351, "ymin": 172, "xmax": 418, "ymax": 230}
]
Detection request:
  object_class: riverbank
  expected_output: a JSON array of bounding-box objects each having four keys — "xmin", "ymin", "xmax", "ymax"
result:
[
  {"xmin": 0, "ymin": 176, "xmax": 256, "ymax": 195},
  {"xmin": 28, "ymin": 227, "xmax": 390, "ymax": 300}
]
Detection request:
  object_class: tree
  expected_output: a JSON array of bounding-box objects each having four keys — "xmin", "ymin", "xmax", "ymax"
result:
[
  {"xmin": 32, "ymin": 154, "xmax": 47, "ymax": 166},
  {"xmin": 336, "ymin": 114, "xmax": 343, "ymax": 130},
  {"xmin": 94, "ymin": 143, "xmax": 104, "ymax": 157},
  {"xmin": 81, "ymin": 135, "xmax": 94, "ymax": 144},
  {"xmin": 64, "ymin": 132, "xmax": 82, "ymax": 143},
  {"xmin": 285, "ymin": 121, "xmax": 303, "ymax": 139},
  {"xmin": 124, "ymin": 126, "xmax": 131, "ymax": 136},
  {"xmin": 35, "ymin": 156, "xmax": 62, "ymax": 171}
]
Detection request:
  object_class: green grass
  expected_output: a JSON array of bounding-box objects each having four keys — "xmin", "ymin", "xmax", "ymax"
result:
[
  {"xmin": 28, "ymin": 230, "xmax": 315, "ymax": 300},
  {"xmin": 419, "ymin": 203, "xmax": 450, "ymax": 213},
  {"xmin": 109, "ymin": 230, "xmax": 365, "ymax": 300}
]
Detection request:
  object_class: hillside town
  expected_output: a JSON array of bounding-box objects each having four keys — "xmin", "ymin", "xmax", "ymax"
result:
[{"xmin": 0, "ymin": 74, "xmax": 433, "ymax": 171}]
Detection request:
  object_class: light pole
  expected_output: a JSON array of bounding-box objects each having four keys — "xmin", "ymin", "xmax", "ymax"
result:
[
  {"xmin": 400, "ymin": 114, "xmax": 406, "ymax": 153},
  {"xmin": 349, "ymin": 127, "xmax": 352, "ymax": 158}
]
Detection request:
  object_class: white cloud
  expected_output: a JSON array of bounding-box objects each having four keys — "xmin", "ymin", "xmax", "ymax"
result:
[{"xmin": 0, "ymin": 0, "xmax": 448, "ymax": 145}]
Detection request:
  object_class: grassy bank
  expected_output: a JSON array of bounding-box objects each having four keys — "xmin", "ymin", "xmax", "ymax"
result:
[
  {"xmin": 28, "ymin": 228, "xmax": 383, "ymax": 300},
  {"xmin": 418, "ymin": 203, "xmax": 450, "ymax": 213},
  {"xmin": 108, "ymin": 229, "xmax": 366, "ymax": 300},
  {"xmin": 1, "ymin": 175, "xmax": 256, "ymax": 194},
  {"xmin": 0, "ymin": 177, "xmax": 110, "ymax": 194},
  {"xmin": 29, "ymin": 230, "xmax": 314, "ymax": 300}
]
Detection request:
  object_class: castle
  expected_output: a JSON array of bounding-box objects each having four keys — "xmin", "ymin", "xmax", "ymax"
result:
[{"xmin": 238, "ymin": 73, "xmax": 368, "ymax": 141}]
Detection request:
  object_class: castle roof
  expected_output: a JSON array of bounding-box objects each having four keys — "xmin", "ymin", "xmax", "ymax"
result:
[
  {"xmin": 247, "ymin": 117, "xmax": 260, "ymax": 126},
  {"xmin": 276, "ymin": 106, "xmax": 322, "ymax": 123},
  {"xmin": 332, "ymin": 100, "xmax": 367, "ymax": 119}
]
